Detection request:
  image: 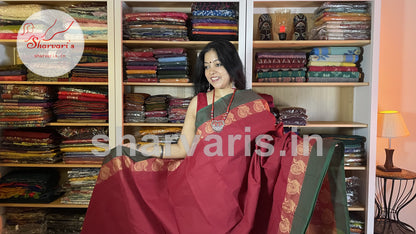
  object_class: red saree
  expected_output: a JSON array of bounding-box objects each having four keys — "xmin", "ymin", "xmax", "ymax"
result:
[{"xmin": 82, "ymin": 90, "xmax": 349, "ymax": 234}]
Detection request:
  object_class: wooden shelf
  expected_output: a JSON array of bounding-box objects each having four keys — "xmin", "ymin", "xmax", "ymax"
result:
[
  {"xmin": 348, "ymin": 205, "xmax": 365, "ymax": 212},
  {"xmin": 0, "ymin": 81, "xmax": 108, "ymax": 85},
  {"xmin": 0, "ymin": 39, "xmax": 107, "ymax": 47},
  {"xmin": 0, "ymin": 197, "xmax": 89, "ymax": 209},
  {"xmin": 123, "ymin": 40, "xmax": 238, "ymax": 49},
  {"xmin": 252, "ymin": 82, "xmax": 369, "ymax": 87},
  {"xmin": 345, "ymin": 166, "xmax": 366, "ymax": 171},
  {"xmin": 253, "ymin": 40, "xmax": 371, "ymax": 49},
  {"xmin": 286, "ymin": 121, "xmax": 367, "ymax": 128},
  {"xmin": 123, "ymin": 82, "xmax": 193, "ymax": 87},
  {"xmin": 47, "ymin": 122, "xmax": 109, "ymax": 127},
  {"xmin": 124, "ymin": 122, "xmax": 184, "ymax": 127},
  {"xmin": 0, "ymin": 162, "xmax": 101, "ymax": 168}
]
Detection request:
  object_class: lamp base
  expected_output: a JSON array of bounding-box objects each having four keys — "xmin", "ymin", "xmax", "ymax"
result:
[{"xmin": 377, "ymin": 165, "xmax": 402, "ymax": 172}]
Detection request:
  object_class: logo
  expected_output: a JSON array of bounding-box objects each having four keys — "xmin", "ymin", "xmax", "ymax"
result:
[{"xmin": 17, "ymin": 9, "xmax": 84, "ymax": 77}]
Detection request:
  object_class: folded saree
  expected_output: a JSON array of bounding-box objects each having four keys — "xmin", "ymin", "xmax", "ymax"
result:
[{"xmin": 83, "ymin": 90, "xmax": 349, "ymax": 234}]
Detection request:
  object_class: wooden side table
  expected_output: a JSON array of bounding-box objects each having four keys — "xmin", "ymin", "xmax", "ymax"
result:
[{"xmin": 375, "ymin": 168, "xmax": 416, "ymax": 234}]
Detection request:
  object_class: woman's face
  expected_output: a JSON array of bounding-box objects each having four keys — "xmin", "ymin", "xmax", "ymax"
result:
[{"xmin": 204, "ymin": 49, "xmax": 232, "ymax": 90}]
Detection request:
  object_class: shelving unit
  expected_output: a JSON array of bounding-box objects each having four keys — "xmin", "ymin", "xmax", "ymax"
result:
[
  {"xmin": 0, "ymin": 0, "xmax": 115, "ymax": 220},
  {"xmin": 246, "ymin": 0, "xmax": 381, "ymax": 233}
]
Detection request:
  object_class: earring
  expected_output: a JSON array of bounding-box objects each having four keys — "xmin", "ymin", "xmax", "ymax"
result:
[{"xmin": 207, "ymin": 84, "xmax": 212, "ymax": 92}]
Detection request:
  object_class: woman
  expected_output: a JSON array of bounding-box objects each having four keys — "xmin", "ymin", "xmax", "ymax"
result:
[{"xmin": 82, "ymin": 40, "xmax": 350, "ymax": 234}]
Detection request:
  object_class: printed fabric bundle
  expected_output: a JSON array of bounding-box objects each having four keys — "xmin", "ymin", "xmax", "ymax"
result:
[
  {"xmin": 0, "ymin": 169, "xmax": 61, "ymax": 203},
  {"xmin": 255, "ymin": 51, "xmax": 307, "ymax": 82},
  {"xmin": 53, "ymin": 86, "xmax": 108, "ymax": 122},
  {"xmin": 307, "ymin": 46, "xmax": 363, "ymax": 82},
  {"xmin": 311, "ymin": 1, "xmax": 371, "ymax": 40},
  {"xmin": 168, "ymin": 97, "xmax": 191, "ymax": 123},
  {"xmin": 124, "ymin": 48, "xmax": 158, "ymax": 83},
  {"xmin": 137, "ymin": 126, "xmax": 182, "ymax": 145},
  {"xmin": 124, "ymin": 93, "xmax": 150, "ymax": 123},
  {"xmin": 3, "ymin": 208, "xmax": 47, "ymax": 233},
  {"xmin": 60, "ymin": 168, "xmax": 100, "ymax": 205},
  {"xmin": 191, "ymin": 2, "xmax": 239, "ymax": 41},
  {"xmin": 278, "ymin": 106, "xmax": 308, "ymax": 126},
  {"xmin": 0, "ymin": 128, "xmax": 62, "ymax": 163},
  {"xmin": 0, "ymin": 85, "xmax": 54, "ymax": 127},
  {"xmin": 58, "ymin": 2, "xmax": 107, "ymax": 40},
  {"xmin": 124, "ymin": 12, "xmax": 189, "ymax": 41},
  {"xmin": 58, "ymin": 126, "xmax": 108, "ymax": 164},
  {"xmin": 144, "ymin": 95, "xmax": 171, "ymax": 123},
  {"xmin": 321, "ymin": 134, "xmax": 367, "ymax": 167}
]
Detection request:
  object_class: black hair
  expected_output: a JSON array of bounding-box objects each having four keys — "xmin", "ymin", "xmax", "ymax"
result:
[{"xmin": 193, "ymin": 40, "xmax": 246, "ymax": 95}]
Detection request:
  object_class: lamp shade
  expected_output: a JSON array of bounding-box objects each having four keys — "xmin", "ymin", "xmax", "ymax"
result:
[{"xmin": 377, "ymin": 111, "xmax": 410, "ymax": 138}]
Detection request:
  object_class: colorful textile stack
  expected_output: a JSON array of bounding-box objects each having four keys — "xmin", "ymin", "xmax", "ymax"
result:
[
  {"xmin": 124, "ymin": 12, "xmax": 188, "ymax": 41},
  {"xmin": 144, "ymin": 95, "xmax": 170, "ymax": 123},
  {"xmin": 53, "ymin": 86, "xmax": 108, "ymax": 122},
  {"xmin": 124, "ymin": 48, "xmax": 158, "ymax": 83},
  {"xmin": 137, "ymin": 127, "xmax": 182, "ymax": 146},
  {"xmin": 124, "ymin": 93, "xmax": 150, "ymax": 123},
  {"xmin": 345, "ymin": 176, "xmax": 361, "ymax": 207},
  {"xmin": 168, "ymin": 97, "xmax": 191, "ymax": 123},
  {"xmin": 322, "ymin": 134, "xmax": 367, "ymax": 166},
  {"xmin": 255, "ymin": 51, "xmax": 307, "ymax": 82},
  {"xmin": 307, "ymin": 47, "xmax": 362, "ymax": 82},
  {"xmin": 0, "ymin": 169, "xmax": 61, "ymax": 203},
  {"xmin": 27, "ymin": 70, "xmax": 70, "ymax": 82},
  {"xmin": 0, "ymin": 64, "xmax": 27, "ymax": 81},
  {"xmin": 0, "ymin": 85, "xmax": 54, "ymax": 127},
  {"xmin": 3, "ymin": 208, "xmax": 47, "ymax": 233},
  {"xmin": 71, "ymin": 47, "xmax": 108, "ymax": 82},
  {"xmin": 168, "ymin": 97, "xmax": 190, "ymax": 123},
  {"xmin": 58, "ymin": 126, "xmax": 108, "ymax": 164},
  {"xmin": 191, "ymin": 2, "xmax": 239, "ymax": 41},
  {"xmin": 278, "ymin": 107, "xmax": 307, "ymax": 126},
  {"xmin": 311, "ymin": 1, "xmax": 371, "ymax": 40},
  {"xmin": 59, "ymin": 2, "xmax": 107, "ymax": 40},
  {"xmin": 155, "ymin": 48, "xmax": 190, "ymax": 83},
  {"xmin": 46, "ymin": 209, "xmax": 86, "ymax": 233},
  {"xmin": 60, "ymin": 168, "xmax": 100, "ymax": 205},
  {"xmin": 0, "ymin": 129, "xmax": 61, "ymax": 164},
  {"xmin": 0, "ymin": 4, "xmax": 47, "ymax": 39}
]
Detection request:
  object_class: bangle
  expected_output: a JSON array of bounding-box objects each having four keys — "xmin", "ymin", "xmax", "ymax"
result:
[{"xmin": 160, "ymin": 145, "xmax": 164, "ymax": 159}]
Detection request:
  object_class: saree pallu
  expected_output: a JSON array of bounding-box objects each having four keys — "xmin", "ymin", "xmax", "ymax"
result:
[{"xmin": 82, "ymin": 90, "xmax": 349, "ymax": 234}]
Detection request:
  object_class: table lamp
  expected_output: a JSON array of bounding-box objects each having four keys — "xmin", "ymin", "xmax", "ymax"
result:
[{"xmin": 377, "ymin": 111, "xmax": 410, "ymax": 172}]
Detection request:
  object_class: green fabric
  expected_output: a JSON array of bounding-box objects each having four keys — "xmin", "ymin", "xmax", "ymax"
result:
[{"xmin": 290, "ymin": 139, "xmax": 350, "ymax": 234}]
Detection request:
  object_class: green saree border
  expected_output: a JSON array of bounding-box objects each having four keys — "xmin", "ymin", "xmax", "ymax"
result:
[{"xmin": 290, "ymin": 139, "xmax": 350, "ymax": 234}]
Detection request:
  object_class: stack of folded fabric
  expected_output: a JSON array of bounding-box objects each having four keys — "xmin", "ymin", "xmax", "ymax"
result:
[
  {"xmin": 322, "ymin": 134, "xmax": 367, "ymax": 166},
  {"xmin": 3, "ymin": 208, "xmax": 47, "ymax": 233},
  {"xmin": 0, "ymin": 129, "xmax": 61, "ymax": 164},
  {"xmin": 0, "ymin": 169, "xmax": 61, "ymax": 203},
  {"xmin": 278, "ymin": 107, "xmax": 308, "ymax": 126},
  {"xmin": 46, "ymin": 209, "xmax": 86, "ymax": 233},
  {"xmin": 345, "ymin": 176, "xmax": 361, "ymax": 207},
  {"xmin": 53, "ymin": 86, "xmax": 108, "ymax": 123},
  {"xmin": 168, "ymin": 97, "xmax": 191, "ymax": 123},
  {"xmin": 60, "ymin": 168, "xmax": 100, "ymax": 205},
  {"xmin": 58, "ymin": 126, "xmax": 108, "ymax": 164},
  {"xmin": 191, "ymin": 2, "xmax": 239, "ymax": 41},
  {"xmin": 124, "ymin": 93, "xmax": 150, "ymax": 123},
  {"xmin": 0, "ymin": 85, "xmax": 54, "ymax": 127},
  {"xmin": 0, "ymin": 64, "xmax": 27, "ymax": 81},
  {"xmin": 311, "ymin": 1, "xmax": 371, "ymax": 40},
  {"xmin": 124, "ymin": 12, "xmax": 188, "ymax": 41},
  {"xmin": 307, "ymin": 47, "xmax": 362, "ymax": 82},
  {"xmin": 154, "ymin": 48, "xmax": 190, "ymax": 83},
  {"xmin": 0, "ymin": 4, "xmax": 47, "ymax": 39},
  {"xmin": 27, "ymin": 70, "xmax": 71, "ymax": 82},
  {"xmin": 124, "ymin": 48, "xmax": 158, "ymax": 83},
  {"xmin": 71, "ymin": 47, "xmax": 108, "ymax": 82},
  {"xmin": 137, "ymin": 127, "xmax": 182, "ymax": 146},
  {"xmin": 59, "ymin": 2, "xmax": 107, "ymax": 40},
  {"xmin": 144, "ymin": 95, "xmax": 170, "ymax": 123},
  {"xmin": 255, "ymin": 51, "xmax": 307, "ymax": 82}
]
